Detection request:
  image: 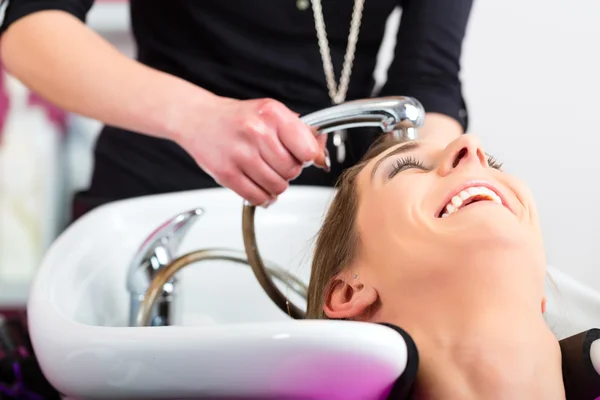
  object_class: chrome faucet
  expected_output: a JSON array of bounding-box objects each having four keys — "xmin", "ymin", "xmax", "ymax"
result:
[
  {"xmin": 128, "ymin": 96, "xmax": 425, "ymax": 326},
  {"xmin": 126, "ymin": 208, "xmax": 204, "ymax": 326},
  {"xmin": 126, "ymin": 208, "xmax": 308, "ymax": 327}
]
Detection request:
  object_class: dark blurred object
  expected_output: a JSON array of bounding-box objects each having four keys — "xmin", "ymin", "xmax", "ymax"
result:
[
  {"xmin": 0, "ymin": 315, "xmax": 60, "ymax": 399},
  {"xmin": 560, "ymin": 328, "xmax": 600, "ymax": 400}
]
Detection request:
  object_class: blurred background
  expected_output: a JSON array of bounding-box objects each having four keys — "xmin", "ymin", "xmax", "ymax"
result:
[{"xmin": 0, "ymin": 0, "xmax": 599, "ymax": 310}]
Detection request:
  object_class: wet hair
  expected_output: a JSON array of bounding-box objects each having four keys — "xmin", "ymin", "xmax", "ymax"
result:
[{"xmin": 306, "ymin": 136, "xmax": 408, "ymax": 319}]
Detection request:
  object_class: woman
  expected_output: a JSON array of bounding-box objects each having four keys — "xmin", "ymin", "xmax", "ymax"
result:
[
  {"xmin": 306, "ymin": 133, "xmax": 570, "ymax": 398},
  {"xmin": 0, "ymin": 0, "xmax": 471, "ymax": 216}
]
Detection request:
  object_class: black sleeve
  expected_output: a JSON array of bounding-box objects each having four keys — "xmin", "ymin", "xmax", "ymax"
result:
[
  {"xmin": 0, "ymin": 0, "xmax": 94, "ymax": 35},
  {"xmin": 378, "ymin": 0, "xmax": 474, "ymax": 132}
]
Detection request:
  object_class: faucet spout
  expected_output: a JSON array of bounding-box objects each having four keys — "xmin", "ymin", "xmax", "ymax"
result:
[
  {"xmin": 300, "ymin": 96, "xmax": 424, "ymax": 139},
  {"xmin": 134, "ymin": 248, "xmax": 308, "ymax": 326},
  {"xmin": 126, "ymin": 208, "xmax": 204, "ymax": 326}
]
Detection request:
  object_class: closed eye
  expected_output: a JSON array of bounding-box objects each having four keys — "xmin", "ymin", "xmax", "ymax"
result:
[
  {"xmin": 387, "ymin": 156, "xmax": 427, "ymax": 179},
  {"xmin": 387, "ymin": 154, "xmax": 504, "ymax": 180}
]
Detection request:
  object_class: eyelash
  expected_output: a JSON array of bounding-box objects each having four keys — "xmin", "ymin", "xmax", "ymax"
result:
[
  {"xmin": 387, "ymin": 154, "xmax": 504, "ymax": 179},
  {"xmin": 486, "ymin": 155, "xmax": 504, "ymax": 170},
  {"xmin": 388, "ymin": 156, "xmax": 425, "ymax": 179}
]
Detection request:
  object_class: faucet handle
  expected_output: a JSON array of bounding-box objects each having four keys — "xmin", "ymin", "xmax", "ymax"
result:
[
  {"xmin": 140, "ymin": 208, "xmax": 204, "ymax": 255},
  {"xmin": 127, "ymin": 208, "xmax": 204, "ymax": 294}
]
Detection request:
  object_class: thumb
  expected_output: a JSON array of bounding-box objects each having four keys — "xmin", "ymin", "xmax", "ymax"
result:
[{"xmin": 312, "ymin": 129, "xmax": 330, "ymax": 172}]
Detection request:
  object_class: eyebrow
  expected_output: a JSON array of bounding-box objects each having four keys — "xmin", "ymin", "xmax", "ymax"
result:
[{"xmin": 370, "ymin": 141, "xmax": 421, "ymax": 180}]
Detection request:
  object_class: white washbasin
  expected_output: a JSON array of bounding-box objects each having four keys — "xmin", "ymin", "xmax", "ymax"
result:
[{"xmin": 28, "ymin": 187, "xmax": 410, "ymax": 400}]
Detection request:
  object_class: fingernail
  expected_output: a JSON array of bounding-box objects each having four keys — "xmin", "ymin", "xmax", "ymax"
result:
[
  {"xmin": 324, "ymin": 148, "xmax": 331, "ymax": 173},
  {"xmin": 261, "ymin": 197, "xmax": 277, "ymax": 209}
]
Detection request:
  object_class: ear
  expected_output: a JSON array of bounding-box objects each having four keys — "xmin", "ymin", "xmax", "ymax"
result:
[
  {"xmin": 323, "ymin": 272, "xmax": 378, "ymax": 320},
  {"xmin": 541, "ymin": 297, "xmax": 547, "ymax": 314}
]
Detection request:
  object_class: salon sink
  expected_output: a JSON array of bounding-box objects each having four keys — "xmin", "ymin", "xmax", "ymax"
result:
[{"xmin": 27, "ymin": 187, "xmax": 409, "ymax": 400}]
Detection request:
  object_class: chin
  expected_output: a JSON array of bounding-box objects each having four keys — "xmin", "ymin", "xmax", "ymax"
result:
[{"xmin": 443, "ymin": 216, "xmax": 546, "ymax": 284}]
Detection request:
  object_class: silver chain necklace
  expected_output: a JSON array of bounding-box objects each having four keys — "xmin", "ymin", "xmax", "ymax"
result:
[{"xmin": 310, "ymin": 0, "xmax": 365, "ymax": 163}]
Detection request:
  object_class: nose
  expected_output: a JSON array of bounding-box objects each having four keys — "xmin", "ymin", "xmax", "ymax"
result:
[{"xmin": 439, "ymin": 135, "xmax": 487, "ymax": 176}]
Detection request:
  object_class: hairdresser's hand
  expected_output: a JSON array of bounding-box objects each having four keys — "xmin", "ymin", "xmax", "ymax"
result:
[{"xmin": 173, "ymin": 97, "xmax": 329, "ymax": 207}]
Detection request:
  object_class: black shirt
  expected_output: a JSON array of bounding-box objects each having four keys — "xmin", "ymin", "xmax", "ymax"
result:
[{"xmin": 1, "ymin": 0, "xmax": 473, "ymax": 209}]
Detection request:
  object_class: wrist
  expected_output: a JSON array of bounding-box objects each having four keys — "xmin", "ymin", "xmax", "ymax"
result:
[{"xmin": 156, "ymin": 75, "xmax": 222, "ymax": 145}]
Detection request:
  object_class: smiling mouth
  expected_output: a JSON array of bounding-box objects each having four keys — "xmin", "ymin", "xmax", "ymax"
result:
[{"xmin": 438, "ymin": 186, "xmax": 503, "ymax": 218}]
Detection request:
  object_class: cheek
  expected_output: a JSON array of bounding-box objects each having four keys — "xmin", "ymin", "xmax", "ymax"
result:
[
  {"xmin": 501, "ymin": 175, "xmax": 546, "ymax": 270},
  {"xmin": 359, "ymin": 178, "xmax": 432, "ymax": 256},
  {"xmin": 377, "ymin": 178, "xmax": 428, "ymax": 224},
  {"xmin": 503, "ymin": 175, "xmax": 541, "ymax": 226}
]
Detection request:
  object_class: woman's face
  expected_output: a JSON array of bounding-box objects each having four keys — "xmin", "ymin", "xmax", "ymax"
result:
[{"xmin": 324, "ymin": 134, "xmax": 547, "ymax": 323}]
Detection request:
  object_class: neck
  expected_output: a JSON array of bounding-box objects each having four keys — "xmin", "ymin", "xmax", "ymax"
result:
[{"xmin": 399, "ymin": 310, "xmax": 565, "ymax": 400}]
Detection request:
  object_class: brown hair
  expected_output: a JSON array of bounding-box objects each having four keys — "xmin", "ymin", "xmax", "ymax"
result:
[{"xmin": 306, "ymin": 135, "xmax": 408, "ymax": 319}]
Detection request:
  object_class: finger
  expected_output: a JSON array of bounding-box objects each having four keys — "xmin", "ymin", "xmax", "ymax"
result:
[
  {"xmin": 258, "ymin": 101, "xmax": 320, "ymax": 163},
  {"xmin": 256, "ymin": 128, "xmax": 304, "ymax": 181},
  {"xmin": 235, "ymin": 175, "xmax": 275, "ymax": 207},
  {"xmin": 216, "ymin": 166, "xmax": 272, "ymax": 206},
  {"xmin": 315, "ymin": 131, "xmax": 328, "ymax": 148},
  {"xmin": 312, "ymin": 132, "xmax": 330, "ymax": 172},
  {"xmin": 279, "ymin": 120, "xmax": 321, "ymax": 163},
  {"xmin": 239, "ymin": 154, "xmax": 289, "ymax": 198}
]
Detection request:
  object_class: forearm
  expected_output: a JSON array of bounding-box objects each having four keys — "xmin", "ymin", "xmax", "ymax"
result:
[{"xmin": 1, "ymin": 10, "xmax": 216, "ymax": 140}]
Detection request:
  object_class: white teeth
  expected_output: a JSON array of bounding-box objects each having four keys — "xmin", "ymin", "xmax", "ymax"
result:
[
  {"xmin": 441, "ymin": 185, "xmax": 503, "ymax": 217},
  {"xmin": 451, "ymin": 196, "xmax": 463, "ymax": 207},
  {"xmin": 467, "ymin": 187, "xmax": 480, "ymax": 196},
  {"xmin": 479, "ymin": 187, "xmax": 502, "ymax": 204}
]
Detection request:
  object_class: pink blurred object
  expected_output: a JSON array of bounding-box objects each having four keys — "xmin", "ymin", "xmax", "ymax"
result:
[
  {"xmin": 26, "ymin": 92, "xmax": 67, "ymax": 133},
  {"xmin": 0, "ymin": 67, "xmax": 8, "ymax": 143}
]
